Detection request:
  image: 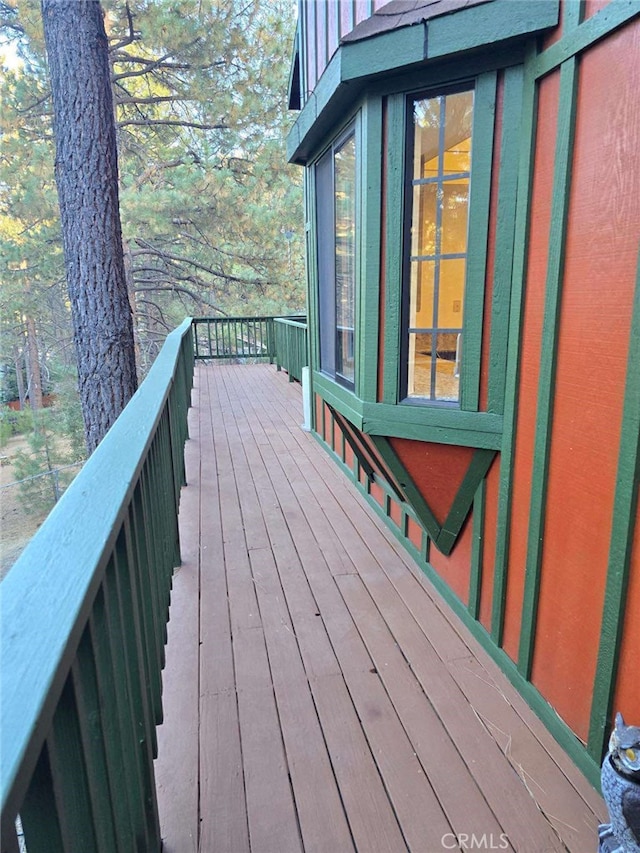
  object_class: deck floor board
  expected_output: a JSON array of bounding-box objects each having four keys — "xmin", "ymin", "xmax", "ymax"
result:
[{"xmin": 155, "ymin": 363, "xmax": 606, "ymax": 853}]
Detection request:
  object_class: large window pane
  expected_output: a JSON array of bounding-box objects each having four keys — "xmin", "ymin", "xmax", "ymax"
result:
[
  {"xmin": 316, "ymin": 148, "xmax": 335, "ymax": 377},
  {"xmin": 437, "ymin": 258, "xmax": 466, "ymax": 325},
  {"xmin": 441, "ymin": 182, "xmax": 469, "ymax": 255},
  {"xmin": 410, "ymin": 261, "xmax": 434, "ymax": 328},
  {"xmin": 334, "ymin": 134, "xmax": 356, "ymax": 384},
  {"xmin": 405, "ymin": 87, "xmax": 473, "ymax": 404},
  {"xmin": 411, "ymin": 184, "xmax": 437, "ymax": 256},
  {"xmin": 407, "ymin": 332, "xmax": 432, "ymax": 397}
]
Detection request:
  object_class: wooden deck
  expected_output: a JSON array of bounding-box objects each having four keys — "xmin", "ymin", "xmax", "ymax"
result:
[{"xmin": 154, "ymin": 362, "xmax": 606, "ymax": 853}]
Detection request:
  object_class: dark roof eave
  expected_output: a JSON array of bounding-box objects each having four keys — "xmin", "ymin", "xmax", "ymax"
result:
[
  {"xmin": 287, "ymin": 0, "xmax": 560, "ymax": 165},
  {"xmin": 340, "ymin": 0, "xmax": 494, "ymax": 45}
]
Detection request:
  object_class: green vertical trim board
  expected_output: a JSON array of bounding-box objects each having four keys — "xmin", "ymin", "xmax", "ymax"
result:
[
  {"xmin": 370, "ymin": 435, "xmax": 442, "ymax": 542},
  {"xmin": 487, "ymin": 65, "xmax": 524, "ymax": 415},
  {"xmin": 562, "ymin": 0, "xmax": 584, "ymax": 31},
  {"xmin": 469, "ymin": 479, "xmax": 487, "ymax": 620},
  {"xmin": 437, "ymin": 449, "xmax": 496, "ymax": 554},
  {"xmin": 358, "ymin": 98, "xmax": 383, "ymax": 403},
  {"xmin": 518, "ymin": 57, "xmax": 579, "ymax": 678},
  {"xmin": 587, "ymin": 255, "xmax": 640, "ymax": 762},
  {"xmin": 383, "ymin": 93, "xmax": 406, "ymax": 405},
  {"xmin": 491, "ymin": 43, "xmax": 539, "ymax": 645},
  {"xmin": 460, "ymin": 70, "xmax": 497, "ymax": 412},
  {"xmin": 369, "ymin": 435, "xmax": 495, "ymax": 556}
]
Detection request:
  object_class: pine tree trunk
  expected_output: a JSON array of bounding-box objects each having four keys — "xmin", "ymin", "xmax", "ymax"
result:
[
  {"xmin": 41, "ymin": 0, "xmax": 138, "ymax": 453},
  {"xmin": 13, "ymin": 347, "xmax": 26, "ymax": 410},
  {"xmin": 25, "ymin": 314, "xmax": 43, "ymax": 412}
]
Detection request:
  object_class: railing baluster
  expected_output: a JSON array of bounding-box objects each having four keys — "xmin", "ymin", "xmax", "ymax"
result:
[
  {"xmin": 89, "ymin": 594, "xmax": 138, "ymax": 851},
  {"xmin": 104, "ymin": 550, "xmax": 159, "ymax": 850},
  {"xmin": 163, "ymin": 403, "xmax": 183, "ymax": 568},
  {"xmin": 20, "ymin": 746, "xmax": 64, "ymax": 853},
  {"xmin": 193, "ymin": 320, "xmax": 200, "ymax": 359},
  {"xmin": 192, "ymin": 316, "xmax": 306, "ymax": 365},
  {"xmin": 126, "ymin": 496, "xmax": 163, "ymax": 731},
  {"xmin": 115, "ymin": 518, "xmax": 160, "ymax": 759},
  {"xmin": 139, "ymin": 458, "xmax": 167, "ymax": 653},
  {"xmin": 0, "ymin": 816, "xmax": 20, "ymax": 853},
  {"xmin": 70, "ymin": 629, "xmax": 119, "ymax": 853},
  {"xmin": 43, "ymin": 679, "xmax": 98, "ymax": 851},
  {"xmin": 103, "ymin": 560, "xmax": 153, "ymax": 849}
]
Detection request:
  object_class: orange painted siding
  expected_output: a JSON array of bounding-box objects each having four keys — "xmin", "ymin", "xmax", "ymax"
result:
[
  {"xmin": 531, "ymin": 24, "xmax": 640, "ymax": 740},
  {"xmin": 480, "ymin": 457, "xmax": 500, "ymax": 633},
  {"xmin": 315, "ymin": 393, "xmax": 323, "ymax": 437},
  {"xmin": 323, "ymin": 400, "xmax": 333, "ymax": 444},
  {"xmin": 430, "ymin": 514, "xmax": 473, "ymax": 606},
  {"xmin": 388, "ymin": 438, "xmax": 475, "ymax": 526},
  {"xmin": 344, "ymin": 440, "xmax": 355, "ymax": 470},
  {"xmin": 370, "ymin": 480, "xmax": 385, "ymax": 508},
  {"xmin": 502, "ymin": 71, "xmax": 560, "ymax": 663},
  {"xmin": 333, "ymin": 418, "xmax": 342, "ymax": 455},
  {"xmin": 407, "ymin": 517, "xmax": 423, "ymax": 550},
  {"xmin": 583, "ymin": 0, "xmax": 612, "ymax": 20}
]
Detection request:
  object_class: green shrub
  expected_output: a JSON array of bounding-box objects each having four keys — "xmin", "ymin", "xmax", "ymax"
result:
[{"xmin": 0, "ymin": 407, "xmax": 34, "ymax": 447}]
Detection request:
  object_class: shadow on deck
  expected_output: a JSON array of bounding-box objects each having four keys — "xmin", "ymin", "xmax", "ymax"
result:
[{"xmin": 154, "ymin": 362, "xmax": 605, "ymax": 853}]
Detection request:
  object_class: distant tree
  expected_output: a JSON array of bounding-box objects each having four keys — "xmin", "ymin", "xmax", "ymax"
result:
[
  {"xmin": 2, "ymin": 0, "xmax": 304, "ymax": 392},
  {"xmin": 41, "ymin": 0, "xmax": 138, "ymax": 452}
]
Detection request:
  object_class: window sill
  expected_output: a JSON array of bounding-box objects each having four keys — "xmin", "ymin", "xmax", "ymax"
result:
[
  {"xmin": 362, "ymin": 401, "xmax": 502, "ymax": 449},
  {"xmin": 312, "ymin": 372, "xmax": 502, "ymax": 449}
]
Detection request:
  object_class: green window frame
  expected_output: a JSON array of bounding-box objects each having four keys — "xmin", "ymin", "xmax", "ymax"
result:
[
  {"xmin": 315, "ymin": 123, "xmax": 358, "ymax": 390},
  {"xmin": 383, "ymin": 71, "xmax": 497, "ymax": 418},
  {"xmin": 401, "ymin": 84, "xmax": 474, "ymax": 406}
]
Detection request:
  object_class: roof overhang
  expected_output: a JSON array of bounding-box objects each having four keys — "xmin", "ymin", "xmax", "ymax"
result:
[{"xmin": 287, "ymin": 0, "xmax": 559, "ymax": 165}]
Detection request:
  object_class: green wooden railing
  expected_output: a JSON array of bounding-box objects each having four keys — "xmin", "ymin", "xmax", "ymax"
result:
[
  {"xmin": 192, "ymin": 316, "xmax": 308, "ymax": 378},
  {"xmin": 0, "ymin": 319, "xmax": 194, "ymax": 853},
  {"xmin": 193, "ymin": 315, "xmax": 278, "ymax": 361},
  {"xmin": 274, "ymin": 316, "xmax": 308, "ymax": 382}
]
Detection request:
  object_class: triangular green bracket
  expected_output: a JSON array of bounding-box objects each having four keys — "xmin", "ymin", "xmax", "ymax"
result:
[{"xmin": 369, "ymin": 436, "xmax": 496, "ymax": 556}]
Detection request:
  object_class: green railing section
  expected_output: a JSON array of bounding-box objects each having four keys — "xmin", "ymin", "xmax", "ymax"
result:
[
  {"xmin": 192, "ymin": 316, "xmax": 308, "ymax": 377},
  {"xmin": 193, "ymin": 315, "xmax": 278, "ymax": 361},
  {"xmin": 274, "ymin": 316, "xmax": 308, "ymax": 383},
  {"xmin": 0, "ymin": 319, "xmax": 194, "ymax": 853}
]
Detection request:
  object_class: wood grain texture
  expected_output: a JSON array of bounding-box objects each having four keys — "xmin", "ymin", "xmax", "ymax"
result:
[
  {"xmin": 498, "ymin": 69, "xmax": 560, "ymax": 662},
  {"xmin": 155, "ymin": 362, "xmax": 606, "ymax": 851},
  {"xmin": 532, "ymin": 19, "xmax": 640, "ymax": 746}
]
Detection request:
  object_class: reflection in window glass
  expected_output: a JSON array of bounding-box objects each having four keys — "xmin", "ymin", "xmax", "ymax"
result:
[
  {"xmin": 334, "ymin": 135, "xmax": 356, "ymax": 384},
  {"xmin": 406, "ymin": 89, "xmax": 473, "ymax": 403}
]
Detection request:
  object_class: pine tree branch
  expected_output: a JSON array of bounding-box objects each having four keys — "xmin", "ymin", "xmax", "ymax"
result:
[
  {"xmin": 132, "ymin": 242, "xmax": 268, "ymax": 287},
  {"xmin": 115, "ymin": 94, "xmax": 192, "ymax": 106},
  {"xmin": 107, "ymin": 2, "xmax": 138, "ymax": 52},
  {"xmin": 111, "ymin": 43, "xmax": 197, "ymax": 81},
  {"xmin": 133, "ymin": 282, "xmax": 226, "ymax": 315},
  {"xmin": 118, "ymin": 118, "xmax": 227, "ymax": 131}
]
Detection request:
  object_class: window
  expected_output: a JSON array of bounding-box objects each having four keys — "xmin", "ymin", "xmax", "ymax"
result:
[
  {"xmin": 402, "ymin": 87, "xmax": 474, "ymax": 404},
  {"xmin": 316, "ymin": 128, "xmax": 357, "ymax": 388}
]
